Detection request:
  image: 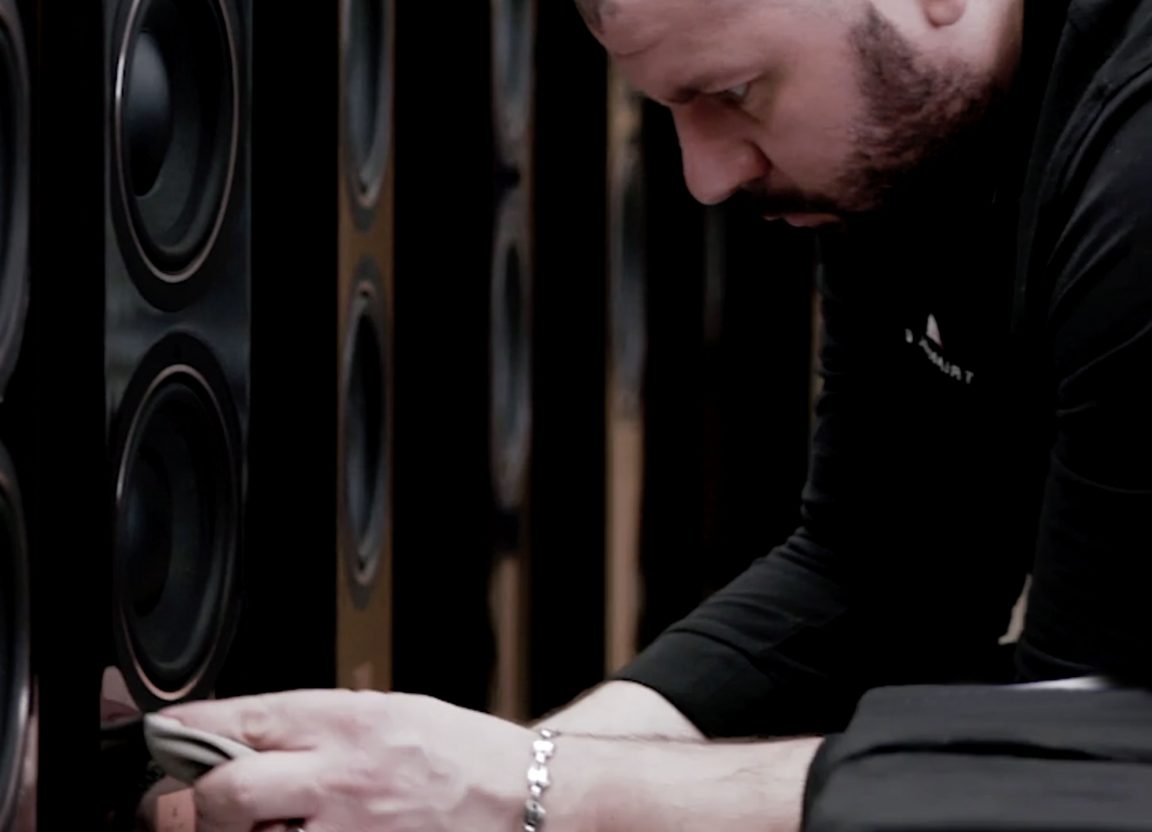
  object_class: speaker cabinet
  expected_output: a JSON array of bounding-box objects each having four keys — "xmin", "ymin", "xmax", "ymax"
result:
[
  {"xmin": 231, "ymin": 0, "xmax": 393, "ymax": 696},
  {"xmin": 0, "ymin": 449, "xmax": 33, "ymax": 832},
  {"xmin": 604, "ymin": 66, "xmax": 646, "ymax": 673},
  {"xmin": 0, "ymin": 5, "xmax": 35, "ymax": 827},
  {"xmin": 336, "ymin": 0, "xmax": 394, "ymax": 692},
  {"xmin": 487, "ymin": 0, "xmax": 536, "ymax": 722},
  {"xmin": 22, "ymin": 0, "xmax": 250, "ymax": 824},
  {"xmin": 104, "ymin": 0, "xmax": 251, "ymax": 712}
]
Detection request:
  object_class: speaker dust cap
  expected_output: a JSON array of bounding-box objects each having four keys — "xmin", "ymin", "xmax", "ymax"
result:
[
  {"xmin": 490, "ymin": 0, "xmax": 535, "ymax": 167},
  {"xmin": 0, "ymin": 443, "xmax": 30, "ymax": 830},
  {"xmin": 342, "ymin": 0, "xmax": 394, "ymax": 225},
  {"xmin": 489, "ymin": 187, "xmax": 532, "ymax": 513},
  {"xmin": 340, "ymin": 258, "xmax": 391, "ymax": 609},
  {"xmin": 113, "ymin": 0, "xmax": 240, "ymax": 305},
  {"xmin": 111, "ymin": 335, "xmax": 242, "ymax": 709},
  {"xmin": 0, "ymin": 1, "xmax": 30, "ymax": 396}
]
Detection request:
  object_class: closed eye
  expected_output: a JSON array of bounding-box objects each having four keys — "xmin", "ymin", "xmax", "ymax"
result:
[{"xmin": 715, "ymin": 83, "xmax": 751, "ymax": 106}]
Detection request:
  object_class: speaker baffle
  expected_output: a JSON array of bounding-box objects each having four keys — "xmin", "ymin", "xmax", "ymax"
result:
[
  {"xmin": 489, "ymin": 188, "xmax": 532, "ymax": 515},
  {"xmin": 111, "ymin": 334, "xmax": 242, "ymax": 709},
  {"xmin": 0, "ymin": 444, "xmax": 30, "ymax": 830},
  {"xmin": 0, "ymin": 2, "xmax": 29, "ymax": 394},
  {"xmin": 490, "ymin": 0, "xmax": 535, "ymax": 166},
  {"xmin": 113, "ymin": 0, "xmax": 239, "ymax": 298},
  {"xmin": 340, "ymin": 258, "xmax": 391, "ymax": 609},
  {"xmin": 342, "ymin": 0, "xmax": 393, "ymax": 223}
]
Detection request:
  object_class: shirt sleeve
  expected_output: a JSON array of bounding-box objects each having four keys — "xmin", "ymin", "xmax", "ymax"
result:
[
  {"xmin": 611, "ymin": 229, "xmax": 1022, "ymax": 739},
  {"xmin": 1015, "ymin": 89, "xmax": 1152, "ymax": 687},
  {"xmin": 801, "ymin": 682, "xmax": 1152, "ymax": 832}
]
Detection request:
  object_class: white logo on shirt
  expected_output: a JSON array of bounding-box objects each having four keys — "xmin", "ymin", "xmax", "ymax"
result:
[{"xmin": 905, "ymin": 314, "xmax": 975, "ymax": 385}]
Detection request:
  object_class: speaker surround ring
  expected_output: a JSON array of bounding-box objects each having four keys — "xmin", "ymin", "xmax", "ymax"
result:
[
  {"xmin": 0, "ymin": 443, "xmax": 30, "ymax": 830},
  {"xmin": 489, "ymin": 187, "xmax": 532, "ymax": 513},
  {"xmin": 112, "ymin": 0, "xmax": 240, "ymax": 300},
  {"xmin": 111, "ymin": 334, "xmax": 243, "ymax": 708},
  {"xmin": 0, "ymin": 1, "xmax": 29, "ymax": 395},
  {"xmin": 341, "ymin": 0, "xmax": 394, "ymax": 227},
  {"xmin": 490, "ymin": 0, "xmax": 535, "ymax": 168},
  {"xmin": 339, "ymin": 258, "xmax": 391, "ymax": 609}
]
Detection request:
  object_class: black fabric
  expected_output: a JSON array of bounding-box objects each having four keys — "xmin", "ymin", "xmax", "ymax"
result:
[
  {"xmin": 802, "ymin": 685, "xmax": 1152, "ymax": 831},
  {"xmin": 613, "ymin": 0, "xmax": 1152, "ymax": 744}
]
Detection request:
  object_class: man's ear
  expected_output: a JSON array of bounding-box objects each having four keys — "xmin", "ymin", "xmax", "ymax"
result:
[
  {"xmin": 922, "ymin": 0, "xmax": 966, "ymax": 28},
  {"xmin": 575, "ymin": 0, "xmax": 611, "ymax": 31}
]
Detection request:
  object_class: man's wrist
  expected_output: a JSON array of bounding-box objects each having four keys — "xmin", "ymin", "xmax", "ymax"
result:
[{"xmin": 537, "ymin": 731, "xmax": 824, "ymax": 832}]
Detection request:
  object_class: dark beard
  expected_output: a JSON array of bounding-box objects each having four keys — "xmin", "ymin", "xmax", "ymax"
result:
[
  {"xmin": 731, "ymin": 4, "xmax": 1008, "ymax": 224},
  {"xmin": 837, "ymin": 4, "xmax": 1008, "ymax": 221}
]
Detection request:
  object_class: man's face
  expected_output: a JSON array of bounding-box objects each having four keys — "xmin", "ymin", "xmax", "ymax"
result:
[{"xmin": 594, "ymin": 0, "xmax": 1005, "ymax": 226}]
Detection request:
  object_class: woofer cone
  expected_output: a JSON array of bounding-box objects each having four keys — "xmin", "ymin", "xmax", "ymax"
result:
[
  {"xmin": 342, "ymin": 0, "xmax": 393, "ymax": 221},
  {"xmin": 340, "ymin": 258, "xmax": 390, "ymax": 607},
  {"xmin": 113, "ymin": 0, "xmax": 239, "ymax": 289},
  {"xmin": 0, "ymin": 444, "xmax": 29, "ymax": 830},
  {"xmin": 0, "ymin": 1, "xmax": 29, "ymax": 394},
  {"xmin": 112, "ymin": 337, "xmax": 241, "ymax": 707},
  {"xmin": 609, "ymin": 132, "xmax": 647, "ymax": 416},
  {"xmin": 490, "ymin": 189, "xmax": 532, "ymax": 512},
  {"xmin": 490, "ymin": 0, "xmax": 534, "ymax": 166}
]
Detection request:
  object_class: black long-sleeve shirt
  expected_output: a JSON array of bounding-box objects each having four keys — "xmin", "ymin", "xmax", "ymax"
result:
[{"xmin": 613, "ymin": 0, "xmax": 1152, "ymax": 739}]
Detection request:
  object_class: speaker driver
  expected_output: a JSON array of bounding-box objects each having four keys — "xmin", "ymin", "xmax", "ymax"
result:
[
  {"xmin": 112, "ymin": 336, "xmax": 241, "ymax": 708},
  {"xmin": 340, "ymin": 258, "xmax": 390, "ymax": 607},
  {"xmin": 343, "ymin": 0, "xmax": 393, "ymax": 220},
  {"xmin": 113, "ymin": 0, "xmax": 238, "ymax": 288},
  {"xmin": 490, "ymin": 188, "xmax": 532, "ymax": 513},
  {"xmin": 0, "ymin": 445, "xmax": 29, "ymax": 829},
  {"xmin": 490, "ymin": 0, "xmax": 535, "ymax": 166},
  {"xmin": 0, "ymin": 2, "xmax": 29, "ymax": 394}
]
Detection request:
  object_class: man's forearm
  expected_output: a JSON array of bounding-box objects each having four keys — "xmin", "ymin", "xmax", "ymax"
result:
[
  {"xmin": 535, "ymin": 681, "xmax": 704, "ymax": 740},
  {"xmin": 554, "ymin": 733, "xmax": 823, "ymax": 832}
]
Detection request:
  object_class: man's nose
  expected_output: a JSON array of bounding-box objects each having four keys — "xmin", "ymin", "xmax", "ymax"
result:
[{"xmin": 673, "ymin": 104, "xmax": 768, "ymax": 205}]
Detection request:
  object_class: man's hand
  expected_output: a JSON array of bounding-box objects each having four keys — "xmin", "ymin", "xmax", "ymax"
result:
[
  {"xmin": 161, "ymin": 688, "xmax": 821, "ymax": 832},
  {"xmin": 160, "ymin": 689, "xmax": 589, "ymax": 832}
]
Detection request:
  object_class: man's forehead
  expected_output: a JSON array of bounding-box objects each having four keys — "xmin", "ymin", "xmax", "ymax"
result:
[{"xmin": 593, "ymin": 0, "xmax": 739, "ymax": 56}]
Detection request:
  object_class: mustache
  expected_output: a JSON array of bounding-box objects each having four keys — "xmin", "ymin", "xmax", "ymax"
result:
[{"xmin": 734, "ymin": 182, "xmax": 842, "ymax": 217}]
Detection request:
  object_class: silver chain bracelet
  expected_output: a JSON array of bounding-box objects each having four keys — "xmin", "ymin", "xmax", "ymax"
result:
[{"xmin": 523, "ymin": 728, "xmax": 559, "ymax": 832}]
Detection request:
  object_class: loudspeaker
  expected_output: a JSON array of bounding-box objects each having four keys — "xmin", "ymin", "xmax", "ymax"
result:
[
  {"xmin": 487, "ymin": 0, "xmax": 537, "ymax": 721},
  {"xmin": 103, "ymin": 0, "xmax": 251, "ymax": 712},
  {"xmin": 0, "ymin": 450, "xmax": 33, "ymax": 832},
  {"xmin": 21, "ymin": 0, "xmax": 250, "ymax": 824},
  {"xmin": 0, "ymin": 4, "xmax": 35, "ymax": 827},
  {"xmin": 229, "ymin": 0, "xmax": 393, "ymax": 695},
  {"xmin": 604, "ymin": 66, "xmax": 647, "ymax": 673},
  {"xmin": 335, "ymin": 0, "xmax": 394, "ymax": 692}
]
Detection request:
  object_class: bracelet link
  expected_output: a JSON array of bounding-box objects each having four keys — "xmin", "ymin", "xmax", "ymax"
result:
[{"xmin": 523, "ymin": 728, "xmax": 558, "ymax": 832}]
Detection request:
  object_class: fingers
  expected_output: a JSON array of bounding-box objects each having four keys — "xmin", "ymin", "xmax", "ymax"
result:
[
  {"xmin": 194, "ymin": 750, "xmax": 323, "ymax": 832},
  {"xmin": 160, "ymin": 689, "xmax": 361, "ymax": 752}
]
